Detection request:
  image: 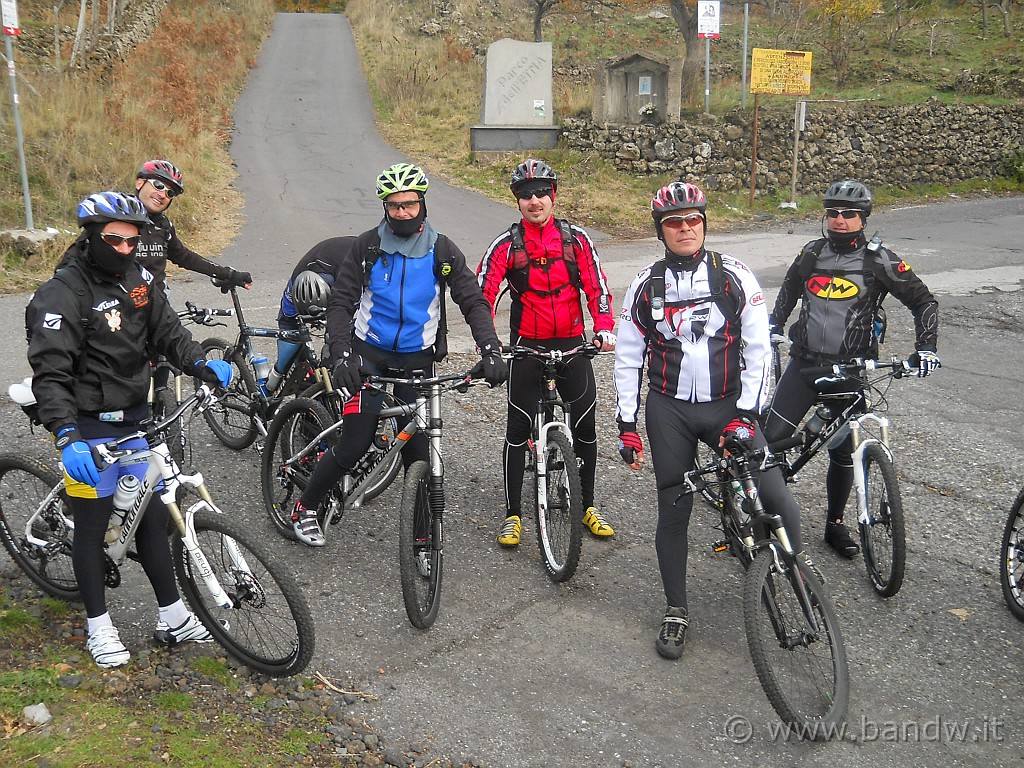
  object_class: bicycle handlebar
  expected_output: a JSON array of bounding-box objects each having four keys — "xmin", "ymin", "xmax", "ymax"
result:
[
  {"xmin": 501, "ymin": 343, "xmax": 602, "ymax": 362},
  {"xmin": 364, "ymin": 370, "xmax": 482, "ymax": 392},
  {"xmin": 680, "ymin": 434, "xmax": 803, "ymax": 497},
  {"xmin": 803, "ymin": 357, "xmax": 915, "ymax": 383},
  {"xmin": 180, "ymin": 300, "xmax": 234, "ymax": 327}
]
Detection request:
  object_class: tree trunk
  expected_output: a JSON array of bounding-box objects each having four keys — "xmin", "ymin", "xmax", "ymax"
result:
[
  {"xmin": 669, "ymin": 0, "xmax": 702, "ymax": 111},
  {"xmin": 69, "ymin": 0, "xmax": 88, "ymax": 67}
]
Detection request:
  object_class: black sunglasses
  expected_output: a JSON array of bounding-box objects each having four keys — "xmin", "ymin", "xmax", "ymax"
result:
[
  {"xmin": 100, "ymin": 232, "xmax": 142, "ymax": 248},
  {"xmin": 147, "ymin": 178, "xmax": 180, "ymax": 198},
  {"xmin": 516, "ymin": 187, "xmax": 552, "ymax": 201},
  {"xmin": 825, "ymin": 208, "xmax": 861, "ymax": 220}
]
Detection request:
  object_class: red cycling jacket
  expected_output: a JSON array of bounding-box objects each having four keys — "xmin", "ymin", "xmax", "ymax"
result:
[{"xmin": 477, "ymin": 217, "xmax": 615, "ymax": 340}]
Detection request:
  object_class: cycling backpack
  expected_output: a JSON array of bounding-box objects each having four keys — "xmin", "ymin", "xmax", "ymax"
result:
[
  {"xmin": 356, "ymin": 230, "xmax": 456, "ymax": 361},
  {"xmin": 647, "ymin": 250, "xmax": 742, "ymax": 328},
  {"xmin": 24, "ymin": 268, "xmax": 96, "ymax": 376},
  {"xmin": 505, "ymin": 218, "xmax": 582, "ymax": 297}
]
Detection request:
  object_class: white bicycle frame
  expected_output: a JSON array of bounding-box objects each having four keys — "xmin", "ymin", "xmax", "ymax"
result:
[
  {"xmin": 532, "ymin": 385, "xmax": 575, "ymax": 524},
  {"xmin": 23, "ymin": 386, "xmax": 250, "ymax": 610}
]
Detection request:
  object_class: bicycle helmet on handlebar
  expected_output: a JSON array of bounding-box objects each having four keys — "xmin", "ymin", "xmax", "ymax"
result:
[
  {"xmin": 136, "ymin": 159, "xmax": 184, "ymax": 196},
  {"xmin": 823, "ymin": 180, "xmax": 872, "ymax": 216},
  {"xmin": 291, "ymin": 270, "xmax": 332, "ymax": 314}
]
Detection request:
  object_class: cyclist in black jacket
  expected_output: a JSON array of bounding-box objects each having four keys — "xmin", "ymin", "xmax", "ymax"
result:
[
  {"xmin": 26, "ymin": 191, "xmax": 234, "ymax": 669},
  {"xmin": 764, "ymin": 180, "xmax": 940, "ymax": 558},
  {"xmin": 133, "ymin": 159, "xmax": 252, "ymax": 292}
]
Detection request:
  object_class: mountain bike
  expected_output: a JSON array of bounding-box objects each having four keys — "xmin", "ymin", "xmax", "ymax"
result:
[
  {"xmin": 683, "ymin": 436, "xmax": 849, "ymax": 735},
  {"xmin": 262, "ymin": 368, "xmax": 485, "ymax": 630},
  {"xmin": 999, "ymin": 486, "xmax": 1024, "ymax": 622},
  {"xmin": 503, "ymin": 344, "xmax": 603, "ymax": 582},
  {"xmin": 696, "ymin": 356, "xmax": 914, "ymax": 598},
  {"xmin": 151, "ymin": 300, "xmax": 234, "ymax": 465},
  {"xmin": 0, "ymin": 383, "xmax": 316, "ymax": 677},
  {"xmin": 199, "ymin": 277, "xmax": 330, "ymax": 451}
]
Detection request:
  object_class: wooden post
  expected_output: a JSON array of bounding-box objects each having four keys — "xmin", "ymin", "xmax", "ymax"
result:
[{"xmin": 749, "ymin": 93, "xmax": 760, "ymax": 208}]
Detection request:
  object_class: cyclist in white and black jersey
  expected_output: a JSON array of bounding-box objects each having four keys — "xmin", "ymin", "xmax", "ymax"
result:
[{"xmin": 613, "ymin": 181, "xmax": 808, "ymax": 661}]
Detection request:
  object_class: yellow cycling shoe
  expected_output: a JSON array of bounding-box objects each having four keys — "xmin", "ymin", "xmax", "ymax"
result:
[
  {"xmin": 583, "ymin": 507, "xmax": 614, "ymax": 537},
  {"xmin": 498, "ymin": 515, "xmax": 521, "ymax": 547}
]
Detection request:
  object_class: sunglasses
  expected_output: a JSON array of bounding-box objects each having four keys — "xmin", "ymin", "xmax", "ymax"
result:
[
  {"xmin": 383, "ymin": 199, "xmax": 422, "ymax": 213},
  {"xmin": 825, "ymin": 208, "xmax": 861, "ymax": 220},
  {"xmin": 660, "ymin": 213, "xmax": 704, "ymax": 228},
  {"xmin": 147, "ymin": 178, "xmax": 180, "ymax": 198},
  {"xmin": 99, "ymin": 232, "xmax": 142, "ymax": 248},
  {"xmin": 516, "ymin": 188, "xmax": 552, "ymax": 201}
]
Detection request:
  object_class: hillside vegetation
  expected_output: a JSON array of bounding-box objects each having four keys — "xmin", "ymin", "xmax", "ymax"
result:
[{"xmin": 345, "ymin": 0, "xmax": 1024, "ymax": 237}]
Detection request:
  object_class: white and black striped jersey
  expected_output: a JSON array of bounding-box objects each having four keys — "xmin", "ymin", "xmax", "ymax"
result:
[{"xmin": 614, "ymin": 250, "xmax": 772, "ymax": 425}]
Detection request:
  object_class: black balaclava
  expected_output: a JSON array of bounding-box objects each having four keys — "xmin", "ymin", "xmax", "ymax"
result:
[
  {"xmin": 385, "ymin": 198, "xmax": 427, "ymax": 238},
  {"xmin": 85, "ymin": 223, "xmax": 137, "ymax": 277}
]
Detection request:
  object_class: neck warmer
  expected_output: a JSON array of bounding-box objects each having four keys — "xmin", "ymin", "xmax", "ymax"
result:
[{"xmin": 378, "ymin": 218, "xmax": 438, "ymax": 260}]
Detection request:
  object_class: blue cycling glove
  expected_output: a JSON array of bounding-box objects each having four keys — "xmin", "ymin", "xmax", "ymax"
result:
[
  {"xmin": 195, "ymin": 359, "xmax": 233, "ymax": 388},
  {"xmin": 56, "ymin": 426, "xmax": 100, "ymax": 486}
]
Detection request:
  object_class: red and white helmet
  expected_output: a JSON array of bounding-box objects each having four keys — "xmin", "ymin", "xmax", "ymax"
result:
[
  {"xmin": 137, "ymin": 159, "xmax": 184, "ymax": 196},
  {"xmin": 651, "ymin": 181, "xmax": 707, "ymax": 219},
  {"xmin": 509, "ymin": 159, "xmax": 558, "ymax": 195}
]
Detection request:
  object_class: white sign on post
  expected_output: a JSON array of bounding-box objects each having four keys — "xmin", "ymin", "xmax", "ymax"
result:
[
  {"xmin": 1, "ymin": 0, "xmax": 20, "ymax": 36},
  {"xmin": 697, "ymin": 0, "xmax": 720, "ymax": 39}
]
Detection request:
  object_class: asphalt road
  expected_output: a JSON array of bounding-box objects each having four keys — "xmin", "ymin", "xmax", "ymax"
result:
[{"xmin": 2, "ymin": 12, "xmax": 1023, "ymax": 768}]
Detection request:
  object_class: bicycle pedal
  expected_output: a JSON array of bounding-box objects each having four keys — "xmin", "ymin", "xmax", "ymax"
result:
[{"xmin": 712, "ymin": 539, "xmax": 730, "ymax": 553}]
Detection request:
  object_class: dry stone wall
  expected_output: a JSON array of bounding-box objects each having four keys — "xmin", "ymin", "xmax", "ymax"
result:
[{"xmin": 563, "ymin": 101, "xmax": 1024, "ymax": 194}]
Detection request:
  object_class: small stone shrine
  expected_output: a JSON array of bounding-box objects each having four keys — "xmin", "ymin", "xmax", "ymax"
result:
[{"xmin": 593, "ymin": 51, "xmax": 681, "ymax": 125}]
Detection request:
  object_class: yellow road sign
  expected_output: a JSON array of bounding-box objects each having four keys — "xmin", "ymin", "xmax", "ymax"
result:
[{"xmin": 750, "ymin": 48, "xmax": 812, "ymax": 95}]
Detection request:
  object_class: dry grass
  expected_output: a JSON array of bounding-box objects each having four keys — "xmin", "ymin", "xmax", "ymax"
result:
[{"xmin": 0, "ymin": 0, "xmax": 275, "ymax": 291}]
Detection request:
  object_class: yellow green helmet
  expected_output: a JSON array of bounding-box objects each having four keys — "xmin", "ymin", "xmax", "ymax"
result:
[{"xmin": 375, "ymin": 163, "xmax": 429, "ymax": 199}]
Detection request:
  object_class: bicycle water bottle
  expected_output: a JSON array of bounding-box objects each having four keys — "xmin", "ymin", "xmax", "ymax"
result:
[
  {"xmin": 730, "ymin": 480, "xmax": 749, "ymax": 524},
  {"xmin": 106, "ymin": 474, "xmax": 140, "ymax": 544},
  {"xmin": 803, "ymin": 406, "xmax": 831, "ymax": 438},
  {"xmin": 249, "ymin": 352, "xmax": 272, "ymax": 396}
]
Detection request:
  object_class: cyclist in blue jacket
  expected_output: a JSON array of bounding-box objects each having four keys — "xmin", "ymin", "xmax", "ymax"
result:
[{"xmin": 288, "ymin": 163, "xmax": 507, "ymax": 547}]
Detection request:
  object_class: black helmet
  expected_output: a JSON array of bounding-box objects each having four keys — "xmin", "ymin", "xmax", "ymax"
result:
[
  {"xmin": 137, "ymin": 159, "xmax": 184, "ymax": 196},
  {"xmin": 823, "ymin": 180, "xmax": 872, "ymax": 216},
  {"xmin": 510, "ymin": 159, "xmax": 558, "ymax": 194},
  {"xmin": 291, "ymin": 270, "xmax": 331, "ymax": 314},
  {"xmin": 76, "ymin": 191, "xmax": 150, "ymax": 228}
]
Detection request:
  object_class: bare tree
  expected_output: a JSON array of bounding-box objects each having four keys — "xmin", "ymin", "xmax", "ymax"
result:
[
  {"xmin": 994, "ymin": 0, "xmax": 1015, "ymax": 35},
  {"xmin": 69, "ymin": 0, "xmax": 89, "ymax": 67},
  {"xmin": 668, "ymin": 0, "xmax": 702, "ymax": 110},
  {"xmin": 530, "ymin": 0, "xmax": 560, "ymax": 42},
  {"xmin": 807, "ymin": 0, "xmax": 876, "ymax": 87},
  {"xmin": 883, "ymin": 0, "xmax": 939, "ymax": 51}
]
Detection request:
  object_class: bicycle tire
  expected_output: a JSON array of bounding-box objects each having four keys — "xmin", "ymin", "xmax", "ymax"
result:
[
  {"xmin": 172, "ymin": 508, "xmax": 316, "ymax": 677},
  {"xmin": 694, "ymin": 441, "xmax": 723, "ymax": 511},
  {"xmin": 199, "ymin": 337, "xmax": 259, "ymax": 450},
  {"xmin": 859, "ymin": 443, "xmax": 907, "ymax": 597},
  {"xmin": 299, "ymin": 382, "xmax": 402, "ymax": 503},
  {"xmin": 534, "ymin": 430, "xmax": 583, "ymax": 582},
  {"xmin": 743, "ymin": 549, "xmax": 849, "ymax": 735},
  {"xmin": 0, "ymin": 454, "xmax": 79, "ymax": 600},
  {"xmin": 398, "ymin": 461, "xmax": 442, "ymax": 629},
  {"xmin": 999, "ymin": 487, "xmax": 1024, "ymax": 622},
  {"xmin": 261, "ymin": 397, "xmax": 335, "ymax": 541}
]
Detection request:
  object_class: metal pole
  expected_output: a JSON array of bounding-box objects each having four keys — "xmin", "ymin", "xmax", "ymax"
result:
[
  {"xmin": 5, "ymin": 34, "xmax": 34, "ymax": 230},
  {"xmin": 788, "ymin": 99, "xmax": 802, "ymax": 207},
  {"xmin": 704, "ymin": 37, "xmax": 711, "ymax": 114},
  {"xmin": 749, "ymin": 93, "xmax": 759, "ymax": 208},
  {"xmin": 741, "ymin": 3, "xmax": 749, "ymax": 109}
]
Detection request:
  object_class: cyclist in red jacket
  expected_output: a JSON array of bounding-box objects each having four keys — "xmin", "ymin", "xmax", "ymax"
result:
[{"xmin": 478, "ymin": 159, "xmax": 617, "ymax": 548}]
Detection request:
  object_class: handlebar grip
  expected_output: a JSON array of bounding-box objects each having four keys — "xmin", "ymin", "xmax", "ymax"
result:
[{"xmin": 804, "ymin": 364, "xmax": 839, "ymax": 378}]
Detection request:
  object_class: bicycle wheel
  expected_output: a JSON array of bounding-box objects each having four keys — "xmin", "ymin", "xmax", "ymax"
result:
[
  {"xmin": 261, "ymin": 396, "xmax": 335, "ymax": 541},
  {"xmin": 199, "ymin": 337, "xmax": 258, "ymax": 450},
  {"xmin": 743, "ymin": 549, "xmax": 849, "ymax": 735},
  {"xmin": 534, "ymin": 430, "xmax": 583, "ymax": 582},
  {"xmin": 999, "ymin": 487, "xmax": 1024, "ymax": 622},
  {"xmin": 0, "ymin": 455, "xmax": 79, "ymax": 600},
  {"xmin": 694, "ymin": 441, "xmax": 723, "ymax": 511},
  {"xmin": 398, "ymin": 461, "xmax": 442, "ymax": 629},
  {"xmin": 172, "ymin": 508, "xmax": 315, "ymax": 677},
  {"xmin": 859, "ymin": 443, "xmax": 906, "ymax": 597},
  {"xmin": 299, "ymin": 382, "xmax": 402, "ymax": 503}
]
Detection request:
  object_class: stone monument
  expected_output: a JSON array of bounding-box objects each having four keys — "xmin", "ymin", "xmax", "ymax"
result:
[{"xmin": 470, "ymin": 39, "xmax": 561, "ymax": 152}]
